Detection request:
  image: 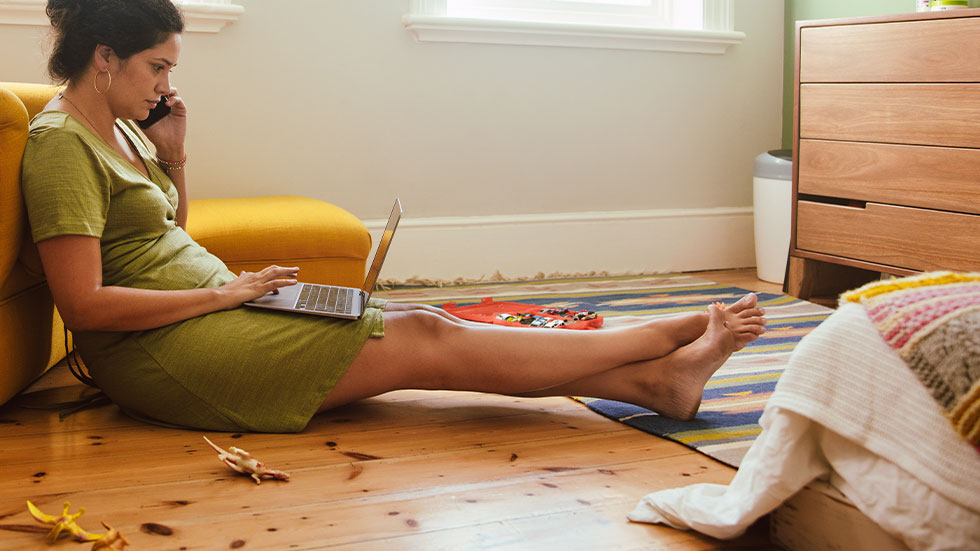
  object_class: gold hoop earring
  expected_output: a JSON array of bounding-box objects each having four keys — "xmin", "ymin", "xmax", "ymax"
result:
[{"xmin": 94, "ymin": 70, "xmax": 111, "ymax": 94}]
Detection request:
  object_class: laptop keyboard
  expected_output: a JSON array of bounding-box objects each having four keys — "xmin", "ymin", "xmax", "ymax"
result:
[{"xmin": 294, "ymin": 284, "xmax": 355, "ymax": 315}]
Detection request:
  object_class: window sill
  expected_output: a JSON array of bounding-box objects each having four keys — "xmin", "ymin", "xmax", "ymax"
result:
[
  {"xmin": 402, "ymin": 15, "xmax": 744, "ymax": 54},
  {"xmin": 0, "ymin": 0, "xmax": 244, "ymax": 33}
]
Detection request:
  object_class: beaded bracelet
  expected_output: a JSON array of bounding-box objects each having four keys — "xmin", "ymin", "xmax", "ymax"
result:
[{"xmin": 157, "ymin": 153, "xmax": 187, "ymax": 171}]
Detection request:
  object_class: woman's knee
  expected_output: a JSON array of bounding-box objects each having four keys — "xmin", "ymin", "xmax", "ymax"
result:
[
  {"xmin": 386, "ymin": 302, "xmax": 472, "ymax": 326},
  {"xmin": 389, "ymin": 309, "xmax": 468, "ymax": 387},
  {"xmin": 381, "ymin": 308, "xmax": 465, "ymax": 355},
  {"xmin": 406, "ymin": 308, "xmax": 464, "ymax": 343}
]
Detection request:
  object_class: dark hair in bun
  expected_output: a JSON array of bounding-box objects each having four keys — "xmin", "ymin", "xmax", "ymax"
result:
[{"xmin": 46, "ymin": 0, "xmax": 184, "ymax": 83}]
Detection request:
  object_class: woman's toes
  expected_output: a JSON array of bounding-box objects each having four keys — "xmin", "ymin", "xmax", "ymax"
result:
[
  {"xmin": 733, "ymin": 307, "xmax": 765, "ymax": 320},
  {"xmin": 727, "ymin": 293, "xmax": 758, "ymax": 314},
  {"xmin": 736, "ymin": 315, "xmax": 766, "ymax": 328}
]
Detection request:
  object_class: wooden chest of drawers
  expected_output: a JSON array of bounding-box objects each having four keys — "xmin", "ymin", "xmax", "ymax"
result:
[{"xmin": 786, "ymin": 9, "xmax": 980, "ymax": 301}]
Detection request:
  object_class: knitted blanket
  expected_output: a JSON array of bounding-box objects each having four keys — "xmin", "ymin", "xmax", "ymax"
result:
[
  {"xmin": 628, "ymin": 301, "xmax": 980, "ymax": 548},
  {"xmin": 841, "ymin": 272, "xmax": 980, "ymax": 449}
]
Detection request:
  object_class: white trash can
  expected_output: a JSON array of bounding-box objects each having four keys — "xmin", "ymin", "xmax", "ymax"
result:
[{"xmin": 753, "ymin": 149, "xmax": 793, "ymax": 284}]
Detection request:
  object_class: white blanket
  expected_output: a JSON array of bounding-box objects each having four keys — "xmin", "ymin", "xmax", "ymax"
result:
[{"xmin": 628, "ymin": 303, "xmax": 980, "ymax": 551}]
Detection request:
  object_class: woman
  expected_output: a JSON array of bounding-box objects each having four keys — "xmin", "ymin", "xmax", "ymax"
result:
[{"xmin": 23, "ymin": 0, "xmax": 766, "ymax": 433}]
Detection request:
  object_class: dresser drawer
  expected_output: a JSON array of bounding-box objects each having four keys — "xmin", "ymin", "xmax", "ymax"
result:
[
  {"xmin": 789, "ymin": 11, "xmax": 980, "ymax": 301},
  {"xmin": 798, "ymin": 140, "xmax": 980, "ymax": 215},
  {"xmin": 800, "ymin": 84, "xmax": 980, "ymax": 148},
  {"xmin": 796, "ymin": 201, "xmax": 980, "ymax": 272},
  {"xmin": 800, "ymin": 16, "xmax": 980, "ymax": 83}
]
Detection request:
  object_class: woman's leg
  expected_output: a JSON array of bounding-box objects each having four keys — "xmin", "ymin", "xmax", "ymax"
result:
[
  {"xmin": 382, "ymin": 294, "xmax": 765, "ymax": 350},
  {"xmin": 512, "ymin": 308, "xmax": 738, "ymax": 420},
  {"xmin": 318, "ymin": 294, "xmax": 764, "ymax": 418}
]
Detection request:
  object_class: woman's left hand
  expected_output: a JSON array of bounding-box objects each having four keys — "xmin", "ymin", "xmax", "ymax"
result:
[{"xmin": 142, "ymin": 87, "xmax": 187, "ymax": 161}]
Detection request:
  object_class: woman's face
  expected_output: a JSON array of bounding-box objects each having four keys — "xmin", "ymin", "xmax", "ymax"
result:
[{"xmin": 108, "ymin": 33, "xmax": 181, "ymax": 120}]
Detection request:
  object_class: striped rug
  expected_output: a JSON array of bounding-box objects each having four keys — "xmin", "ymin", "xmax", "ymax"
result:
[{"xmin": 375, "ymin": 274, "xmax": 832, "ymax": 468}]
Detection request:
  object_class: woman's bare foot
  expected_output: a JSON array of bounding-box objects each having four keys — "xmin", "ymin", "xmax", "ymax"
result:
[
  {"xmin": 641, "ymin": 305, "xmax": 738, "ymax": 420},
  {"xmin": 510, "ymin": 305, "xmax": 756, "ymax": 418},
  {"xmin": 632, "ymin": 292, "xmax": 767, "ymax": 359},
  {"xmin": 720, "ymin": 293, "xmax": 767, "ymax": 350}
]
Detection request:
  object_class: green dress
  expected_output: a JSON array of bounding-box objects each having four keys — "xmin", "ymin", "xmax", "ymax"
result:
[{"xmin": 21, "ymin": 112, "xmax": 385, "ymax": 432}]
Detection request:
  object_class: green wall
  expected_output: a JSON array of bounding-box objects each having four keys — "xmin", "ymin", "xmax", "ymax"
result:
[{"xmin": 781, "ymin": 0, "xmax": 917, "ymax": 148}]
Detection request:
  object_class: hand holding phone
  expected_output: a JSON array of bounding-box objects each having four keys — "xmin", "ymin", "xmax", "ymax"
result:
[{"xmin": 138, "ymin": 96, "xmax": 171, "ymax": 129}]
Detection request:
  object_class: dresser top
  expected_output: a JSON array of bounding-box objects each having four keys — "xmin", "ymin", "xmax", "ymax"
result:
[{"xmin": 797, "ymin": 6, "xmax": 979, "ymax": 30}]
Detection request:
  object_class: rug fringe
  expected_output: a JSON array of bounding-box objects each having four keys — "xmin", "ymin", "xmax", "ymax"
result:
[{"xmin": 377, "ymin": 269, "xmax": 660, "ymax": 289}]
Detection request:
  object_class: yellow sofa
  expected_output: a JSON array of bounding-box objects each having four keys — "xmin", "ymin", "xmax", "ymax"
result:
[{"xmin": 0, "ymin": 82, "xmax": 372, "ymax": 406}]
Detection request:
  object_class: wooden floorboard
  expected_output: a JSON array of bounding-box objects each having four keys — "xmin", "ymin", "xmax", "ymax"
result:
[{"xmin": 0, "ymin": 268, "xmax": 780, "ymax": 550}]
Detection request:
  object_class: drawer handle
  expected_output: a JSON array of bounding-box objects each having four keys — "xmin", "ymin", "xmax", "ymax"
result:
[{"xmin": 799, "ymin": 194, "xmax": 867, "ymax": 209}]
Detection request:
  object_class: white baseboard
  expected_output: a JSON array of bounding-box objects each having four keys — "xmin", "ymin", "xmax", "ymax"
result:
[{"xmin": 366, "ymin": 207, "xmax": 756, "ymax": 282}]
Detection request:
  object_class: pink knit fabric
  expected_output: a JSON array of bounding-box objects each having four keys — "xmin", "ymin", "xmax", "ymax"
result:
[{"xmin": 862, "ymin": 282, "xmax": 980, "ymax": 352}]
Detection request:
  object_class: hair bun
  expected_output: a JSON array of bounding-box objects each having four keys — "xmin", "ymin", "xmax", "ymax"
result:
[{"xmin": 46, "ymin": 0, "xmax": 84, "ymax": 29}]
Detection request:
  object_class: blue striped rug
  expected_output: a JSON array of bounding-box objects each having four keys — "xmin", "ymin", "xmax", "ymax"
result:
[{"xmin": 376, "ymin": 274, "xmax": 832, "ymax": 468}]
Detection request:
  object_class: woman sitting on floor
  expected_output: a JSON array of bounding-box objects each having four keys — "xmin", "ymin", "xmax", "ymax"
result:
[{"xmin": 21, "ymin": 0, "xmax": 766, "ymax": 433}]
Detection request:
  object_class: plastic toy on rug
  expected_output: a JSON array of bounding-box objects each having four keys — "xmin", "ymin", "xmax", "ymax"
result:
[
  {"xmin": 443, "ymin": 298, "xmax": 603, "ymax": 330},
  {"xmin": 203, "ymin": 436, "xmax": 291, "ymax": 484},
  {"xmin": 26, "ymin": 500, "xmax": 102, "ymax": 543}
]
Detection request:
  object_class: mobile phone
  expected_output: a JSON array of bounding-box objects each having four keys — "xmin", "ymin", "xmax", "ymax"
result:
[{"xmin": 138, "ymin": 96, "xmax": 171, "ymax": 129}]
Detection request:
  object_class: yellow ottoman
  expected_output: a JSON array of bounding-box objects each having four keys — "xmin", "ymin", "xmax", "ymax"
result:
[{"xmin": 186, "ymin": 196, "xmax": 371, "ymax": 287}]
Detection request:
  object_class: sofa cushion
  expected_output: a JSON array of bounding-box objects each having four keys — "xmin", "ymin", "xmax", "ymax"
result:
[
  {"xmin": 186, "ymin": 196, "xmax": 371, "ymax": 287},
  {"xmin": 0, "ymin": 275, "xmax": 63, "ymax": 406},
  {"xmin": 1, "ymin": 82, "xmax": 62, "ymax": 118},
  {"xmin": 0, "ymin": 86, "xmax": 29, "ymax": 282},
  {"xmin": 1, "ymin": 83, "xmax": 64, "ymax": 282}
]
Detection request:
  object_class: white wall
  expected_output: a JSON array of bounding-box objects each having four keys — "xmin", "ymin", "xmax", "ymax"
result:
[{"xmin": 1, "ymin": 0, "xmax": 785, "ymax": 282}]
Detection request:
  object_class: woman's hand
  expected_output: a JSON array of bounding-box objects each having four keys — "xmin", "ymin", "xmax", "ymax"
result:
[
  {"xmin": 215, "ymin": 265, "xmax": 300, "ymax": 310},
  {"xmin": 141, "ymin": 87, "xmax": 187, "ymax": 161}
]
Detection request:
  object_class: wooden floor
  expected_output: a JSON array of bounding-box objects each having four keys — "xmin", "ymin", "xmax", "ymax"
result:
[{"xmin": 1, "ymin": 269, "xmax": 784, "ymax": 550}]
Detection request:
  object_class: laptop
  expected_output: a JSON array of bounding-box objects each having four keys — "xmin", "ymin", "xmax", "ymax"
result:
[{"xmin": 244, "ymin": 198, "xmax": 402, "ymax": 319}]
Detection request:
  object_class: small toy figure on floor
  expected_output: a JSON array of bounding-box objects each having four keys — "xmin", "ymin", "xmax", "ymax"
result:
[
  {"xmin": 26, "ymin": 500, "xmax": 101, "ymax": 544},
  {"xmin": 91, "ymin": 522, "xmax": 130, "ymax": 550},
  {"xmin": 26, "ymin": 501, "xmax": 130, "ymax": 549},
  {"xmin": 203, "ymin": 436, "xmax": 290, "ymax": 484}
]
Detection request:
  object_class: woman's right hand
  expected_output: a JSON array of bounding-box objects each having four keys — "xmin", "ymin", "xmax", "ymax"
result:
[{"xmin": 215, "ymin": 265, "xmax": 300, "ymax": 310}]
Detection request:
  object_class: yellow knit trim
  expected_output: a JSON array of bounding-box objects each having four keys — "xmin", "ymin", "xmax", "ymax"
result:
[
  {"xmin": 949, "ymin": 379, "xmax": 980, "ymax": 446},
  {"xmin": 840, "ymin": 271, "xmax": 980, "ymax": 304}
]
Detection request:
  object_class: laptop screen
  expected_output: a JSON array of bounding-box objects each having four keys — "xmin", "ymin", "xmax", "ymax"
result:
[{"xmin": 361, "ymin": 198, "xmax": 402, "ymax": 295}]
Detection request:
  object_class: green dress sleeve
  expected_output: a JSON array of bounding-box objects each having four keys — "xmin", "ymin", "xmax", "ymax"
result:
[{"xmin": 22, "ymin": 120, "xmax": 111, "ymax": 242}]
